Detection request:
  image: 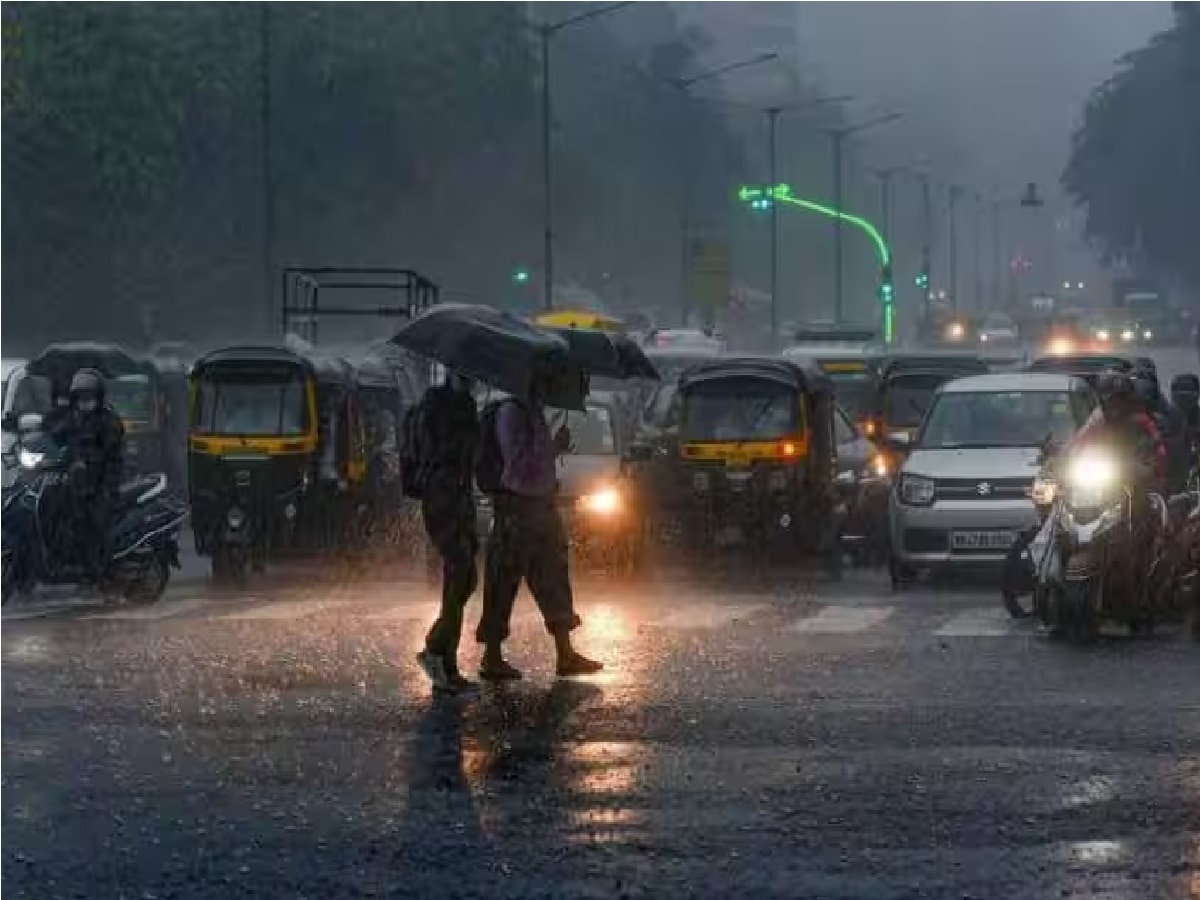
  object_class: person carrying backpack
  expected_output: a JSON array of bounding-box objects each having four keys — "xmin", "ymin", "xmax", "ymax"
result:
[
  {"xmin": 410, "ymin": 371, "xmax": 480, "ymax": 694},
  {"xmin": 474, "ymin": 368, "xmax": 602, "ymax": 681}
]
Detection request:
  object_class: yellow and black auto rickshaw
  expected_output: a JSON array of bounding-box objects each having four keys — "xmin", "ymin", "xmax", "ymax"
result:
[
  {"xmin": 188, "ymin": 344, "xmax": 371, "ymax": 583},
  {"xmin": 668, "ymin": 357, "xmax": 841, "ymax": 568}
]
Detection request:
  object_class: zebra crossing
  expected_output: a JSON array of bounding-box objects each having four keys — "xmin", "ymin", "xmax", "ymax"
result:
[{"xmin": 1, "ymin": 589, "xmax": 1041, "ymax": 639}]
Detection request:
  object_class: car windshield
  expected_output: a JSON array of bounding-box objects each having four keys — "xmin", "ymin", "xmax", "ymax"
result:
[
  {"xmin": 882, "ymin": 373, "xmax": 950, "ymax": 429},
  {"xmin": 556, "ymin": 405, "xmax": 616, "ymax": 455},
  {"xmin": 107, "ymin": 374, "xmax": 153, "ymax": 422},
  {"xmin": 194, "ymin": 371, "xmax": 309, "ymax": 436},
  {"xmin": 918, "ymin": 389, "xmax": 1084, "ymax": 449},
  {"xmin": 826, "ymin": 372, "xmax": 875, "ymax": 420},
  {"xmin": 682, "ymin": 378, "xmax": 797, "ymax": 442}
]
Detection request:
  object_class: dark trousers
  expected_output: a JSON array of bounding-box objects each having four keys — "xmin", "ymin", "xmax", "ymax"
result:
[
  {"xmin": 421, "ymin": 492, "xmax": 478, "ymax": 671},
  {"xmin": 477, "ymin": 494, "xmax": 581, "ymax": 644}
]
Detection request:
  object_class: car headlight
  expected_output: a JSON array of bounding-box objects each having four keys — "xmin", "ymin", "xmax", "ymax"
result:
[
  {"xmin": 1121, "ymin": 329, "xmax": 1135, "ymax": 342},
  {"xmin": 226, "ymin": 507, "xmax": 246, "ymax": 530},
  {"xmin": 18, "ymin": 449, "xmax": 44, "ymax": 469},
  {"xmin": 1095, "ymin": 329, "xmax": 1110, "ymax": 342},
  {"xmin": 946, "ymin": 322, "xmax": 965, "ymax": 340},
  {"xmin": 898, "ymin": 474, "xmax": 935, "ymax": 506},
  {"xmin": 579, "ymin": 486, "xmax": 621, "ymax": 516},
  {"xmin": 1048, "ymin": 337, "xmax": 1075, "ymax": 355},
  {"xmin": 1142, "ymin": 329, "xmax": 1153, "ymax": 340},
  {"xmin": 979, "ymin": 333, "xmax": 989, "ymax": 343}
]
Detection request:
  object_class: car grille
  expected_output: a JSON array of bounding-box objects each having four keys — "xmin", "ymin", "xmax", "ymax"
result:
[{"xmin": 934, "ymin": 477, "xmax": 1031, "ymax": 501}]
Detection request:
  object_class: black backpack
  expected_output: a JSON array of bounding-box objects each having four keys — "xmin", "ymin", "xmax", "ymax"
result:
[
  {"xmin": 399, "ymin": 401, "xmax": 428, "ymax": 499},
  {"xmin": 475, "ymin": 398, "xmax": 519, "ymax": 495}
]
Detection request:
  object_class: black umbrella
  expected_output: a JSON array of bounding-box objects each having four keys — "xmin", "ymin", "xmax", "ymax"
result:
[
  {"xmin": 541, "ymin": 326, "xmax": 660, "ymax": 381},
  {"xmin": 390, "ymin": 304, "xmax": 586, "ymax": 409}
]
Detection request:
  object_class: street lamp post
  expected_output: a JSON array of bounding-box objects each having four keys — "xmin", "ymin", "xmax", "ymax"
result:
[
  {"xmin": 761, "ymin": 95, "xmax": 849, "ymax": 341},
  {"xmin": 948, "ymin": 184, "xmax": 961, "ymax": 311},
  {"xmin": 260, "ymin": 1, "xmax": 274, "ymax": 328},
  {"xmin": 674, "ymin": 52, "xmax": 779, "ymax": 326},
  {"xmin": 827, "ymin": 111, "xmax": 903, "ymax": 324},
  {"xmin": 534, "ymin": 3, "xmax": 634, "ymax": 312}
]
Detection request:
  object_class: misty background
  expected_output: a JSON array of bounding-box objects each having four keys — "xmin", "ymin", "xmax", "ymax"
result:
[{"xmin": 0, "ymin": 2, "xmax": 1183, "ymax": 355}]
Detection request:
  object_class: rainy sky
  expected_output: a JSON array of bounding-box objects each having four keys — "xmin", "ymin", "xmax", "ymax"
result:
[{"xmin": 684, "ymin": 2, "xmax": 1171, "ymax": 195}]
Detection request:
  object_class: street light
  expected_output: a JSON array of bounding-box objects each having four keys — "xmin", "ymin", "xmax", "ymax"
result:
[
  {"xmin": 673, "ymin": 51, "xmax": 779, "ymax": 327},
  {"xmin": 534, "ymin": 3, "xmax": 635, "ymax": 311},
  {"xmin": 826, "ymin": 111, "xmax": 904, "ymax": 323},
  {"xmin": 763, "ymin": 95, "xmax": 851, "ymax": 342}
]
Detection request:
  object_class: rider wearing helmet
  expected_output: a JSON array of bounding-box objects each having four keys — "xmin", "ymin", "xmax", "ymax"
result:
[
  {"xmin": 1167, "ymin": 373, "xmax": 1200, "ymax": 490},
  {"xmin": 57, "ymin": 369, "xmax": 125, "ymax": 577}
]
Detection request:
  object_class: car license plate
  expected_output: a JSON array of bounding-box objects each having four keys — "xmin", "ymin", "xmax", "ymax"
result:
[{"xmin": 950, "ymin": 530, "xmax": 1015, "ymax": 550}]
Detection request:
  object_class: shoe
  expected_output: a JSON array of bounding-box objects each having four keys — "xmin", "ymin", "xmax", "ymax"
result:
[
  {"xmin": 556, "ymin": 652, "xmax": 604, "ymax": 677},
  {"xmin": 478, "ymin": 658, "xmax": 524, "ymax": 681},
  {"xmin": 416, "ymin": 650, "xmax": 450, "ymax": 690}
]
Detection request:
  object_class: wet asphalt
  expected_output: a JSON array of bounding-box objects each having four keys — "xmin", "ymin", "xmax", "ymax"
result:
[
  {"xmin": 4, "ymin": 555, "xmax": 1199, "ymax": 900},
  {"xmin": 4, "ymin": 347, "xmax": 1200, "ymax": 900}
]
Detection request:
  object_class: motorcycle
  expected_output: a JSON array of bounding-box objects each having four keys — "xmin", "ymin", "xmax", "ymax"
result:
[
  {"xmin": 1032, "ymin": 442, "xmax": 1167, "ymax": 642},
  {"xmin": 1, "ymin": 416, "xmax": 188, "ymax": 605}
]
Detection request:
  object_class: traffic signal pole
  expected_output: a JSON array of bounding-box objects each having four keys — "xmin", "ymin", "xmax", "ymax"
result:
[{"xmin": 767, "ymin": 107, "xmax": 780, "ymax": 344}]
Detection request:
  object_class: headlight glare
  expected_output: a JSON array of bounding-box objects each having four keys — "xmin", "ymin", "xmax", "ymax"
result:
[
  {"xmin": 580, "ymin": 486, "xmax": 621, "ymax": 516},
  {"xmin": 18, "ymin": 449, "xmax": 44, "ymax": 469},
  {"xmin": 1067, "ymin": 450, "xmax": 1118, "ymax": 491}
]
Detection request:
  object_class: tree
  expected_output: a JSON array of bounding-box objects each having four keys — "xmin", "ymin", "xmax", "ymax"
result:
[{"xmin": 1063, "ymin": 10, "xmax": 1200, "ymax": 295}]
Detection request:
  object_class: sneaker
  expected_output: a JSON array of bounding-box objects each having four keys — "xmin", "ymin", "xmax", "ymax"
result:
[{"xmin": 416, "ymin": 650, "xmax": 450, "ymax": 691}]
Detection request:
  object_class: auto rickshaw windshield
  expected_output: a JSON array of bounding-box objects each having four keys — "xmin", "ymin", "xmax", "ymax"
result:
[
  {"xmin": 107, "ymin": 374, "xmax": 153, "ymax": 423},
  {"xmin": 193, "ymin": 369, "xmax": 309, "ymax": 437},
  {"xmin": 682, "ymin": 378, "xmax": 799, "ymax": 442}
]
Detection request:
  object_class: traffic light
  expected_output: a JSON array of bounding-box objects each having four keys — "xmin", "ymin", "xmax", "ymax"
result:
[
  {"xmin": 915, "ymin": 269, "xmax": 929, "ymax": 290},
  {"xmin": 512, "ymin": 266, "xmax": 531, "ymax": 285},
  {"xmin": 749, "ymin": 196, "xmax": 773, "ymax": 211}
]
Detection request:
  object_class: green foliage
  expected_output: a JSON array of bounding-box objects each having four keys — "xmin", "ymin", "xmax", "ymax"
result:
[{"xmin": 1063, "ymin": 12, "xmax": 1200, "ymax": 291}]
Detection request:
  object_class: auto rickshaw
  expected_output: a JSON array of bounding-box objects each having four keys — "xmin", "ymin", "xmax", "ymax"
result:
[
  {"xmin": 25, "ymin": 342, "xmax": 173, "ymax": 482},
  {"xmin": 188, "ymin": 344, "xmax": 371, "ymax": 583},
  {"xmin": 666, "ymin": 357, "xmax": 841, "ymax": 567},
  {"xmin": 532, "ymin": 310, "xmax": 627, "ymax": 333}
]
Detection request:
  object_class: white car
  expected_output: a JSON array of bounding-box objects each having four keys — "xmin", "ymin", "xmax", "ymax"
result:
[
  {"xmin": 977, "ymin": 313, "xmax": 1019, "ymax": 345},
  {"xmin": 889, "ymin": 372, "xmax": 1096, "ymax": 583}
]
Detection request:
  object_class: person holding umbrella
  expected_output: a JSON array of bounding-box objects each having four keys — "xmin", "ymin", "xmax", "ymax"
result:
[{"xmin": 474, "ymin": 361, "xmax": 603, "ymax": 680}]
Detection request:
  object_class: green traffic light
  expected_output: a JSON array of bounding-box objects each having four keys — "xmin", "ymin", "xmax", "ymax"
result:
[{"xmin": 512, "ymin": 267, "xmax": 531, "ymax": 284}]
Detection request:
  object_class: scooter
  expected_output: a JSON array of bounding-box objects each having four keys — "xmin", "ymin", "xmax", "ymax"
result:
[{"xmin": 2, "ymin": 415, "xmax": 188, "ymax": 605}]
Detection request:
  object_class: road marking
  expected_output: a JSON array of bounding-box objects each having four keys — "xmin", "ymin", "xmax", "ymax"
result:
[
  {"xmin": 218, "ymin": 599, "xmax": 330, "ymax": 621},
  {"xmin": 934, "ymin": 607, "xmax": 1018, "ymax": 637},
  {"xmin": 653, "ymin": 603, "xmax": 766, "ymax": 629},
  {"xmin": 85, "ymin": 598, "xmax": 213, "ymax": 621},
  {"xmin": 793, "ymin": 605, "xmax": 893, "ymax": 634}
]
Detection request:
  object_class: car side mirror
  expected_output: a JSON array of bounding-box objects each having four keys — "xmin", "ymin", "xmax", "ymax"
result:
[
  {"xmin": 886, "ymin": 431, "xmax": 912, "ymax": 450},
  {"xmin": 623, "ymin": 444, "xmax": 653, "ymax": 463}
]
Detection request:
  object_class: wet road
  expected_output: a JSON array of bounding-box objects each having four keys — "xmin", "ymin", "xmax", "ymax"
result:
[
  {"xmin": 4, "ymin": 345, "xmax": 1200, "ymax": 899},
  {"xmin": 4, "ymin": 557, "xmax": 1199, "ymax": 900}
]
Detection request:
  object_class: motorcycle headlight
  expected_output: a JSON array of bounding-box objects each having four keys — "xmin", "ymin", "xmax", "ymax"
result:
[
  {"xmin": 898, "ymin": 474, "xmax": 935, "ymax": 506},
  {"xmin": 226, "ymin": 507, "xmax": 246, "ymax": 530},
  {"xmin": 579, "ymin": 486, "xmax": 621, "ymax": 516},
  {"xmin": 18, "ymin": 449, "xmax": 44, "ymax": 469},
  {"xmin": 1067, "ymin": 450, "xmax": 1118, "ymax": 491},
  {"xmin": 868, "ymin": 455, "xmax": 890, "ymax": 479}
]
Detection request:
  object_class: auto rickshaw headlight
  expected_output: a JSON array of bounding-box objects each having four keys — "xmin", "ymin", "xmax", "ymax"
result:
[
  {"xmin": 869, "ymin": 455, "xmax": 890, "ymax": 479},
  {"xmin": 226, "ymin": 507, "xmax": 246, "ymax": 531},
  {"xmin": 580, "ymin": 486, "xmax": 621, "ymax": 516}
]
